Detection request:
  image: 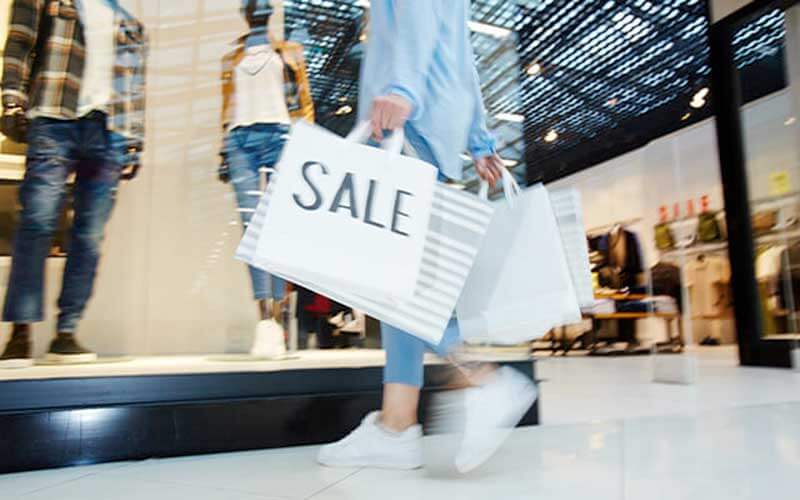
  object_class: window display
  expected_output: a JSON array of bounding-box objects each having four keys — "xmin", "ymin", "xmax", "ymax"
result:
[
  {"xmin": 0, "ymin": 0, "xmax": 530, "ymax": 377},
  {"xmin": 0, "ymin": 0, "xmax": 146, "ymax": 368}
]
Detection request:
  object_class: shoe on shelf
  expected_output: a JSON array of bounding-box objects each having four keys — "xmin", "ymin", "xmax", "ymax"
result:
[
  {"xmin": 431, "ymin": 366, "xmax": 538, "ymax": 474},
  {"xmin": 317, "ymin": 411, "xmax": 423, "ymax": 470},
  {"xmin": 0, "ymin": 334, "xmax": 33, "ymax": 369},
  {"xmin": 46, "ymin": 333, "xmax": 97, "ymax": 364},
  {"xmin": 250, "ymin": 319, "xmax": 287, "ymax": 358}
]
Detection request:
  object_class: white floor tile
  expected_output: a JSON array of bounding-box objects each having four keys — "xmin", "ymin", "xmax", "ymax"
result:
[
  {"xmin": 14, "ymin": 472, "xmax": 284, "ymax": 500},
  {"xmin": 99, "ymin": 446, "xmax": 358, "ymax": 500},
  {"xmin": 537, "ymin": 348, "xmax": 800, "ymax": 425},
  {"xmin": 623, "ymin": 403, "xmax": 800, "ymax": 500},
  {"xmin": 311, "ymin": 422, "xmax": 624, "ymax": 500},
  {"xmin": 0, "ymin": 462, "xmax": 131, "ymax": 498}
]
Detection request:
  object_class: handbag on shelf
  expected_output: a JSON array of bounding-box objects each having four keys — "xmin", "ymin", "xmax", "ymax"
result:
[
  {"xmin": 698, "ymin": 211, "xmax": 722, "ymax": 242},
  {"xmin": 654, "ymin": 223, "xmax": 675, "ymax": 250}
]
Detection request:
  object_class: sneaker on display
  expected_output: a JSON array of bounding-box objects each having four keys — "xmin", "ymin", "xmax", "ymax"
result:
[
  {"xmin": 250, "ymin": 319, "xmax": 287, "ymax": 358},
  {"xmin": 46, "ymin": 333, "xmax": 98, "ymax": 364},
  {"xmin": 431, "ymin": 366, "xmax": 538, "ymax": 474},
  {"xmin": 0, "ymin": 334, "xmax": 34, "ymax": 369},
  {"xmin": 317, "ymin": 411, "xmax": 423, "ymax": 470}
]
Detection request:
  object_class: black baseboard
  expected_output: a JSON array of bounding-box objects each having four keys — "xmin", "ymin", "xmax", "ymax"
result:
[{"xmin": 0, "ymin": 361, "xmax": 538, "ymax": 473}]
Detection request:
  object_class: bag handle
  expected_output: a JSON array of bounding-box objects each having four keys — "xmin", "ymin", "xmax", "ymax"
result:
[
  {"xmin": 346, "ymin": 120, "xmax": 405, "ymax": 156},
  {"xmin": 479, "ymin": 168, "xmax": 521, "ymax": 205}
]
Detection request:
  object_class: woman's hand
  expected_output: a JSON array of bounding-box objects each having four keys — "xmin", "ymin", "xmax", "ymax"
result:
[
  {"xmin": 370, "ymin": 94, "xmax": 412, "ymax": 141},
  {"xmin": 474, "ymin": 153, "xmax": 505, "ymax": 189}
]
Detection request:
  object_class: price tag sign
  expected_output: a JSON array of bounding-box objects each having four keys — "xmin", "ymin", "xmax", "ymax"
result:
[{"xmin": 769, "ymin": 170, "xmax": 791, "ymax": 196}]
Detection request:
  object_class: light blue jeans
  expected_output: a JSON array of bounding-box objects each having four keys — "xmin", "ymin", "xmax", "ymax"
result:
[
  {"xmin": 225, "ymin": 123, "xmax": 288, "ymax": 301},
  {"xmin": 380, "ymin": 126, "xmax": 463, "ymax": 388}
]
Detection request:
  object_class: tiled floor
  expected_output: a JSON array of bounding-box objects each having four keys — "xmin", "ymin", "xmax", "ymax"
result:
[{"xmin": 3, "ymin": 348, "xmax": 800, "ymax": 500}]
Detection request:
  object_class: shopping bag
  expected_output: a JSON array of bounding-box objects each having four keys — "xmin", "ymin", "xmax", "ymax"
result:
[
  {"xmin": 456, "ymin": 171, "xmax": 583, "ymax": 345},
  {"xmin": 238, "ymin": 171, "xmax": 494, "ymax": 345},
  {"xmin": 548, "ymin": 187, "xmax": 594, "ymax": 309},
  {"xmin": 251, "ymin": 121, "xmax": 438, "ymax": 301}
]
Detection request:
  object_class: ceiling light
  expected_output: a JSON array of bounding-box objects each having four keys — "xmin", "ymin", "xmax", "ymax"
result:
[
  {"xmin": 544, "ymin": 130, "xmax": 558, "ymax": 143},
  {"xmin": 503, "ymin": 159, "xmax": 519, "ymax": 167},
  {"xmin": 496, "ymin": 112, "xmax": 525, "ymax": 123},
  {"xmin": 526, "ymin": 62, "xmax": 542, "ymax": 76},
  {"xmin": 694, "ymin": 87, "xmax": 710, "ymax": 100},
  {"xmin": 467, "ymin": 21, "xmax": 512, "ymax": 39},
  {"xmin": 689, "ymin": 98, "xmax": 706, "ymax": 109},
  {"xmin": 785, "ymin": 117, "xmax": 797, "ymax": 126},
  {"xmin": 335, "ymin": 105, "xmax": 353, "ymax": 116}
]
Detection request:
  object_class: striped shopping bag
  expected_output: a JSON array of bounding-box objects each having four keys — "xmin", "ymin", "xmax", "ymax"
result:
[{"xmin": 237, "ymin": 176, "xmax": 493, "ymax": 345}]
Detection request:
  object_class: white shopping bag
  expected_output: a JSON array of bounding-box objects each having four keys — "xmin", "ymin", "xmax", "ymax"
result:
[
  {"xmin": 456, "ymin": 171, "xmax": 583, "ymax": 345},
  {"xmin": 253, "ymin": 121, "xmax": 438, "ymax": 301},
  {"xmin": 237, "ymin": 137, "xmax": 494, "ymax": 344}
]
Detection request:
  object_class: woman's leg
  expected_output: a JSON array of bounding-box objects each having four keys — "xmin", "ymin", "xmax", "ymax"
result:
[{"xmin": 380, "ymin": 317, "xmax": 463, "ymax": 431}]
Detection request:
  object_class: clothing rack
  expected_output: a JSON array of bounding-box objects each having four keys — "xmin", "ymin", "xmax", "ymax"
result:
[{"xmin": 586, "ymin": 217, "xmax": 643, "ymax": 237}]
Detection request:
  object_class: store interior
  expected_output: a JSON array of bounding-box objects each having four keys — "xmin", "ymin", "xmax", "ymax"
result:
[{"xmin": 0, "ymin": 0, "xmax": 797, "ymax": 380}]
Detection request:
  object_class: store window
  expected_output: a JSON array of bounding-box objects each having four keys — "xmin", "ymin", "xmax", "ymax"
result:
[
  {"xmin": 737, "ymin": 7, "xmax": 800, "ymax": 347},
  {"xmin": 0, "ymin": 0, "xmax": 530, "ymax": 377}
]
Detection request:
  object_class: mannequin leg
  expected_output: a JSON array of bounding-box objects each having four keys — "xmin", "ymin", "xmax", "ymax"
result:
[
  {"xmin": 227, "ymin": 128, "xmax": 271, "ymax": 308},
  {"xmin": 2, "ymin": 119, "xmax": 74, "ymax": 329},
  {"xmin": 56, "ymin": 119, "xmax": 122, "ymax": 335}
]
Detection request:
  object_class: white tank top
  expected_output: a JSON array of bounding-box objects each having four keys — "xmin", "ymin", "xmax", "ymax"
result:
[{"xmin": 231, "ymin": 46, "xmax": 291, "ymax": 129}]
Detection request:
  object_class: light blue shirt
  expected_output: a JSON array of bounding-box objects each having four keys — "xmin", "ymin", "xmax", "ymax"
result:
[{"xmin": 358, "ymin": 0, "xmax": 496, "ymax": 180}]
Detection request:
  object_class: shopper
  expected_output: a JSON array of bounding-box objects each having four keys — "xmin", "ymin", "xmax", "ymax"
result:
[{"xmin": 317, "ymin": 0, "xmax": 538, "ymax": 473}]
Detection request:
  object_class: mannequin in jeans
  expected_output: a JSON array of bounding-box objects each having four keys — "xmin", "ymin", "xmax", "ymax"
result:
[
  {"xmin": 219, "ymin": 0, "xmax": 313, "ymax": 332},
  {"xmin": 317, "ymin": 0, "xmax": 537, "ymax": 473},
  {"xmin": 0, "ymin": 0, "xmax": 147, "ymax": 368}
]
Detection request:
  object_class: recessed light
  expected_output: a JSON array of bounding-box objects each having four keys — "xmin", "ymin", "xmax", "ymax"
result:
[
  {"xmin": 467, "ymin": 21, "xmax": 512, "ymax": 39},
  {"xmin": 785, "ymin": 117, "xmax": 797, "ymax": 126},
  {"xmin": 544, "ymin": 130, "xmax": 558, "ymax": 143},
  {"xmin": 496, "ymin": 112, "xmax": 525, "ymax": 123},
  {"xmin": 526, "ymin": 62, "xmax": 542, "ymax": 76},
  {"xmin": 694, "ymin": 87, "xmax": 710, "ymax": 100}
]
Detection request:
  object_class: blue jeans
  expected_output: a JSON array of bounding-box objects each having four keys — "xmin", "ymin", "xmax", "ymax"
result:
[
  {"xmin": 225, "ymin": 123, "xmax": 289, "ymax": 301},
  {"xmin": 378, "ymin": 128, "xmax": 463, "ymax": 388},
  {"xmin": 2, "ymin": 114, "xmax": 125, "ymax": 332}
]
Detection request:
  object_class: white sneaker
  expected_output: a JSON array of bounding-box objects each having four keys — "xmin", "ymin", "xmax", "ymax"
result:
[
  {"xmin": 250, "ymin": 319, "xmax": 286, "ymax": 358},
  {"xmin": 317, "ymin": 412, "xmax": 423, "ymax": 470},
  {"xmin": 432, "ymin": 366, "xmax": 537, "ymax": 473}
]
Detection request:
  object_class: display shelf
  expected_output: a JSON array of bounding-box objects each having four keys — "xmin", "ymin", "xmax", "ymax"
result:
[
  {"xmin": 763, "ymin": 333, "xmax": 800, "ymax": 340},
  {"xmin": 659, "ymin": 228, "xmax": 800, "ymax": 260},
  {"xmin": 0, "ymin": 152, "xmax": 24, "ymax": 181}
]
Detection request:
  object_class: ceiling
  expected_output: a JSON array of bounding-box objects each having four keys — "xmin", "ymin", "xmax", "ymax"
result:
[{"xmin": 279, "ymin": 0, "xmax": 789, "ymax": 186}]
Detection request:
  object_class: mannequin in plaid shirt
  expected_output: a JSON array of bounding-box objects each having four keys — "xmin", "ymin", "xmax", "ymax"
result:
[{"xmin": 0, "ymin": 0, "xmax": 147, "ymax": 367}]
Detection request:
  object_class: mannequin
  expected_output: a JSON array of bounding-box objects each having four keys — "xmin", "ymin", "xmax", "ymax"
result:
[
  {"xmin": 0, "ymin": 0, "xmax": 147, "ymax": 368},
  {"xmin": 219, "ymin": 0, "xmax": 313, "ymax": 343}
]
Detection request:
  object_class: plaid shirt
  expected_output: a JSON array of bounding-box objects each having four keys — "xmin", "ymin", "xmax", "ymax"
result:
[{"xmin": 2, "ymin": 0, "xmax": 147, "ymax": 149}]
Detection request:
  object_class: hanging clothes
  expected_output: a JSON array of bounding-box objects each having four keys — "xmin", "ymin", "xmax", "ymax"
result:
[
  {"xmin": 595, "ymin": 229, "xmax": 644, "ymax": 289},
  {"xmin": 651, "ymin": 262, "xmax": 683, "ymax": 311},
  {"xmin": 686, "ymin": 255, "xmax": 731, "ymax": 318}
]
